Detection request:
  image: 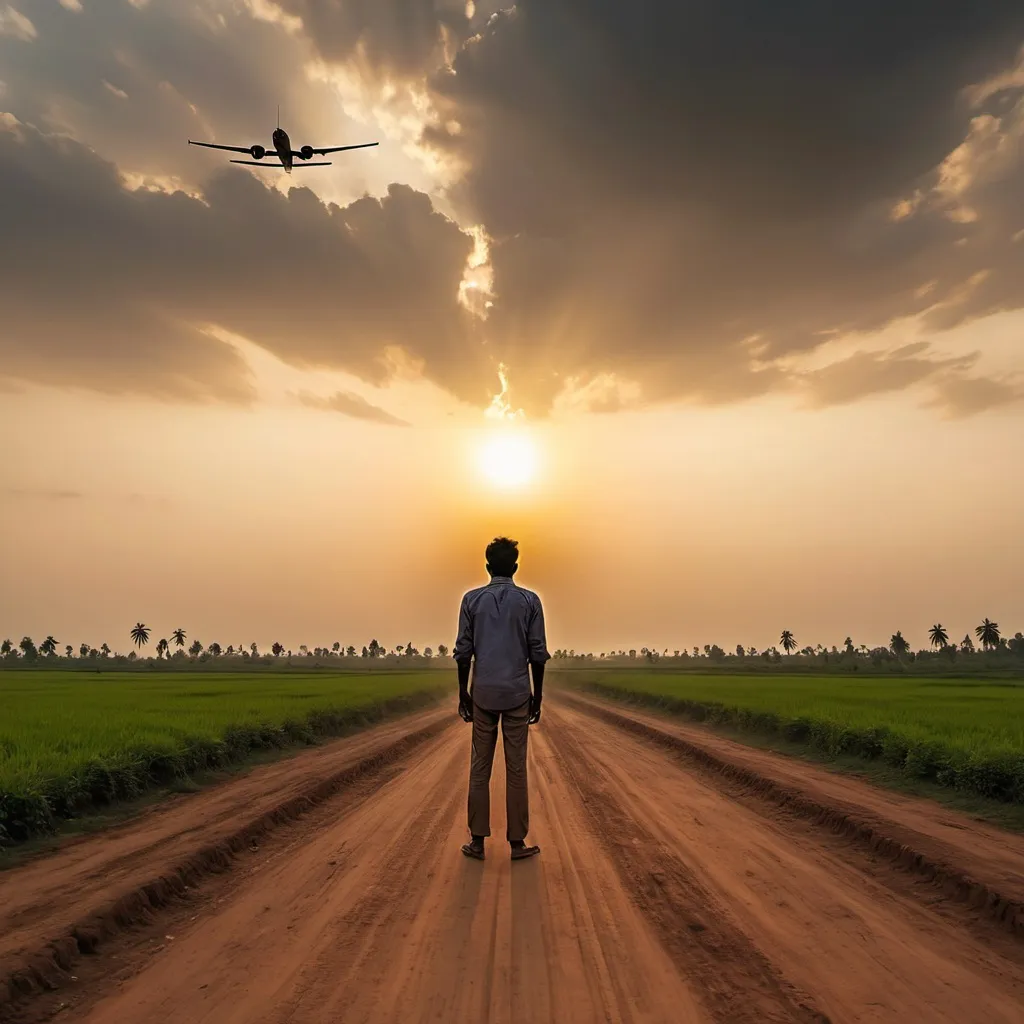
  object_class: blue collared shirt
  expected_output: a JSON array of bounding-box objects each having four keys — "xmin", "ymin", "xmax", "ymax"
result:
[{"xmin": 453, "ymin": 576, "xmax": 551, "ymax": 711}]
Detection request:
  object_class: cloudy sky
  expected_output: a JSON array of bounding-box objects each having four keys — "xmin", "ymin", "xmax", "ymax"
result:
[{"xmin": 2, "ymin": 0, "xmax": 1023, "ymax": 654}]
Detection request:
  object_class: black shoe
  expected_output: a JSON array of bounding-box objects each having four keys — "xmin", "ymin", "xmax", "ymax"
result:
[
  {"xmin": 461, "ymin": 837, "xmax": 485, "ymax": 860},
  {"xmin": 510, "ymin": 841, "xmax": 540, "ymax": 861}
]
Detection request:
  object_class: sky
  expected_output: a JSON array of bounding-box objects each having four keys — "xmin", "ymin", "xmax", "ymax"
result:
[{"xmin": 1, "ymin": 0, "xmax": 1023, "ymax": 655}]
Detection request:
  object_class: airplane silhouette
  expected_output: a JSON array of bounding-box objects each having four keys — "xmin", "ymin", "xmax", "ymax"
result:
[{"xmin": 188, "ymin": 109, "xmax": 377, "ymax": 173}]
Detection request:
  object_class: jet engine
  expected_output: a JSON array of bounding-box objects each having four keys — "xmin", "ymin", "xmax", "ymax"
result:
[
  {"xmin": 250, "ymin": 145, "xmax": 266, "ymax": 160},
  {"xmin": 299, "ymin": 145, "xmax": 314, "ymax": 160}
]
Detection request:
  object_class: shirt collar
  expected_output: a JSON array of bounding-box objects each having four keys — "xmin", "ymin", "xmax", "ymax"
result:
[{"xmin": 488, "ymin": 576, "xmax": 516, "ymax": 586}]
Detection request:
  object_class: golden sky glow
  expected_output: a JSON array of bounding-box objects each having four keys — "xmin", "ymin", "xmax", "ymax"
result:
[{"xmin": 1, "ymin": 1, "xmax": 1023, "ymax": 653}]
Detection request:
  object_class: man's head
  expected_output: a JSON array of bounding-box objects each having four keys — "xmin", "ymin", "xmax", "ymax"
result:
[{"xmin": 485, "ymin": 536, "xmax": 519, "ymax": 578}]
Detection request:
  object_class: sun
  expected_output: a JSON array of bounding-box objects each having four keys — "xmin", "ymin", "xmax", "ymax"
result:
[{"xmin": 477, "ymin": 430, "xmax": 538, "ymax": 489}]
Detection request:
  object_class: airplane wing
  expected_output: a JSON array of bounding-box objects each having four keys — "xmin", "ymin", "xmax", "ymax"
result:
[
  {"xmin": 299, "ymin": 142, "xmax": 379, "ymax": 155},
  {"xmin": 229, "ymin": 160, "xmax": 332, "ymax": 168},
  {"xmin": 188, "ymin": 140, "xmax": 256, "ymax": 155}
]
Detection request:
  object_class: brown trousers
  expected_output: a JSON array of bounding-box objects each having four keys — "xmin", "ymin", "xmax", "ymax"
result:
[{"xmin": 467, "ymin": 698, "xmax": 531, "ymax": 842}]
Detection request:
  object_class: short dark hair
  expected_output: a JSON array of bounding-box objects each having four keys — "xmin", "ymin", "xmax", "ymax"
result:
[{"xmin": 485, "ymin": 536, "xmax": 519, "ymax": 577}]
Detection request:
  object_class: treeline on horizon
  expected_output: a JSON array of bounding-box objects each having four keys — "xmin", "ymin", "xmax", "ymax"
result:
[
  {"xmin": 1, "ymin": 633, "xmax": 452, "ymax": 666},
  {"xmin": 553, "ymin": 620, "xmax": 1024, "ymax": 668},
  {"xmin": 2, "ymin": 621, "xmax": 1022, "ymax": 674}
]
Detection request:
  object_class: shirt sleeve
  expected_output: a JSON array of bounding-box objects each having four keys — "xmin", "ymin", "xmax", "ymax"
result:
[
  {"xmin": 527, "ymin": 596, "xmax": 551, "ymax": 663},
  {"xmin": 452, "ymin": 595, "xmax": 474, "ymax": 662}
]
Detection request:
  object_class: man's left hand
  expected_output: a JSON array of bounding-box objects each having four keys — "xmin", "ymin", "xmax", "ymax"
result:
[
  {"xmin": 528, "ymin": 695, "xmax": 542, "ymax": 725},
  {"xmin": 458, "ymin": 691, "xmax": 474, "ymax": 723}
]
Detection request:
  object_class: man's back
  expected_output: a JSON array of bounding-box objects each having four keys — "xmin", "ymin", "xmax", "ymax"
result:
[
  {"xmin": 456, "ymin": 537, "xmax": 547, "ymax": 862},
  {"xmin": 453, "ymin": 576, "xmax": 548, "ymax": 711}
]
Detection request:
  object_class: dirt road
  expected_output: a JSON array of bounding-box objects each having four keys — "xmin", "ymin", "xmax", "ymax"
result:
[{"xmin": 4, "ymin": 695, "xmax": 1024, "ymax": 1023}]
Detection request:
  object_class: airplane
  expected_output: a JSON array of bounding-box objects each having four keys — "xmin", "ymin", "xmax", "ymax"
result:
[{"xmin": 188, "ymin": 110, "xmax": 377, "ymax": 173}]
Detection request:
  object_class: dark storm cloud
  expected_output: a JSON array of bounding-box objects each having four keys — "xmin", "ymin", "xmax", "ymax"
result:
[
  {"xmin": 5, "ymin": 0, "xmax": 1024, "ymax": 418},
  {"xmin": 399, "ymin": 1, "xmax": 1024, "ymax": 414},
  {"xmin": 0, "ymin": 118, "xmax": 483, "ymax": 403},
  {"xmin": 298, "ymin": 390, "xmax": 410, "ymax": 426},
  {"xmin": 436, "ymin": 3, "xmax": 1024, "ymax": 218}
]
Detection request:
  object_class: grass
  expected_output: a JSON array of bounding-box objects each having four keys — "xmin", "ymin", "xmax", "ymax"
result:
[
  {"xmin": 0, "ymin": 669, "xmax": 447, "ymax": 846},
  {"xmin": 565, "ymin": 669, "xmax": 1024, "ymax": 805},
  {"xmin": 726, "ymin": 728, "xmax": 1024, "ymax": 832}
]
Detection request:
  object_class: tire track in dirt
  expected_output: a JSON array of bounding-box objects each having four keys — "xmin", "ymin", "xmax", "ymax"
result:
[
  {"xmin": 525, "ymin": 728, "xmax": 704, "ymax": 1023},
  {"xmin": 289, "ymin": 713, "xmax": 707, "ymax": 1024},
  {"xmin": 270, "ymin": 739, "xmax": 467, "ymax": 1024},
  {"xmin": 547, "ymin": 701, "xmax": 1024, "ymax": 1023},
  {"xmin": 541, "ymin": 709, "xmax": 829, "ymax": 1024},
  {"xmin": 0, "ymin": 710, "xmax": 453, "ymax": 1016},
  {"xmin": 564, "ymin": 692, "xmax": 1024, "ymax": 939},
  {"xmin": 9, "ymin": 699, "xmax": 1024, "ymax": 1024},
  {"xmin": 54, "ymin": 710, "xmax": 709, "ymax": 1024}
]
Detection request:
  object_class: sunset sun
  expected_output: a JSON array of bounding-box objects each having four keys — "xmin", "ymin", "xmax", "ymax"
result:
[{"xmin": 476, "ymin": 430, "xmax": 538, "ymax": 489}]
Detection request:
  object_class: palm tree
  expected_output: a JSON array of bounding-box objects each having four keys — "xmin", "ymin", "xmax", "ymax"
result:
[
  {"xmin": 79, "ymin": 642, "xmax": 89, "ymax": 658},
  {"xmin": 156, "ymin": 638, "xmax": 169, "ymax": 659},
  {"xmin": 780, "ymin": 630, "xmax": 796, "ymax": 655},
  {"xmin": 975, "ymin": 618, "xmax": 1001, "ymax": 650},
  {"xmin": 19, "ymin": 636, "xmax": 37, "ymax": 659},
  {"xmin": 171, "ymin": 628, "xmax": 187, "ymax": 648},
  {"xmin": 100, "ymin": 642, "xmax": 111, "ymax": 658},
  {"xmin": 928, "ymin": 624, "xmax": 949, "ymax": 649},
  {"xmin": 890, "ymin": 631, "xmax": 910, "ymax": 656},
  {"xmin": 130, "ymin": 623, "xmax": 150, "ymax": 650},
  {"xmin": 271, "ymin": 642, "xmax": 283, "ymax": 657},
  {"xmin": 250, "ymin": 642, "xmax": 259, "ymax": 658},
  {"xmin": 40, "ymin": 635, "xmax": 58, "ymax": 656},
  {"xmin": 65, "ymin": 645, "xmax": 73, "ymax": 658}
]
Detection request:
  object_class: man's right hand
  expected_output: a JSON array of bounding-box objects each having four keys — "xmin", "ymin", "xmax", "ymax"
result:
[
  {"xmin": 528, "ymin": 694, "xmax": 542, "ymax": 725},
  {"xmin": 458, "ymin": 692, "xmax": 474, "ymax": 723}
]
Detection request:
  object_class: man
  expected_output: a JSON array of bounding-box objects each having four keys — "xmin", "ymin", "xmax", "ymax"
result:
[{"xmin": 453, "ymin": 536, "xmax": 550, "ymax": 861}]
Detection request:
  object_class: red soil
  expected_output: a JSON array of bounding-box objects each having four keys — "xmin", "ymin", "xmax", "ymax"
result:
[{"xmin": 3, "ymin": 694, "xmax": 1023, "ymax": 1023}]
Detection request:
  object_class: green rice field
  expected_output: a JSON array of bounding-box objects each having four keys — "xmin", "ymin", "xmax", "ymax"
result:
[
  {"xmin": 0, "ymin": 670, "xmax": 446, "ymax": 844},
  {"xmin": 573, "ymin": 670, "xmax": 1024, "ymax": 804}
]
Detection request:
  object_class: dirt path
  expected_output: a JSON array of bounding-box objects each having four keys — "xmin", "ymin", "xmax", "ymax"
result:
[
  {"xmin": 565, "ymin": 691, "xmax": 1024, "ymax": 906},
  {"xmin": 5, "ymin": 696, "xmax": 1024, "ymax": 1023},
  {"xmin": 0, "ymin": 709, "xmax": 452, "ymax": 993}
]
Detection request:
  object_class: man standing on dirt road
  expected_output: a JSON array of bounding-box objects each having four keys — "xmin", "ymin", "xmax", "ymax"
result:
[{"xmin": 454, "ymin": 536, "xmax": 550, "ymax": 862}]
